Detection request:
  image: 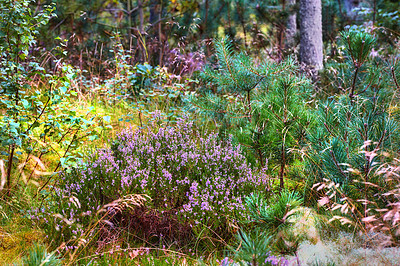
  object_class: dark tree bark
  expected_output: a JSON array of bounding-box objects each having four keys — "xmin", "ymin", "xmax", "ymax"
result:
[
  {"xmin": 299, "ymin": 0, "xmax": 323, "ymax": 70},
  {"xmin": 138, "ymin": 0, "xmax": 144, "ymax": 33},
  {"xmin": 285, "ymin": 0, "xmax": 297, "ymax": 48},
  {"xmin": 149, "ymin": 0, "xmax": 158, "ymax": 24}
]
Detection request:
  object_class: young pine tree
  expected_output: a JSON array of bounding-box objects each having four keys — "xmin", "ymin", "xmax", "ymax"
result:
[
  {"xmin": 189, "ymin": 38, "xmax": 313, "ymax": 190},
  {"xmin": 305, "ymin": 30, "xmax": 400, "ymax": 224}
]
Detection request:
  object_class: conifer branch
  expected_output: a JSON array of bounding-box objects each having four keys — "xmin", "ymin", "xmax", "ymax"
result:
[
  {"xmin": 239, "ymin": 60, "xmax": 264, "ymax": 77},
  {"xmin": 323, "ymin": 122, "xmax": 336, "ymax": 137},
  {"xmin": 220, "ymin": 39, "xmax": 242, "ymax": 91},
  {"xmin": 349, "ymin": 65, "xmax": 359, "ymax": 100},
  {"xmin": 330, "ymin": 150, "xmax": 347, "ymax": 179},
  {"xmin": 189, "ymin": 99, "xmax": 230, "ymax": 115},
  {"xmin": 391, "ymin": 66, "xmax": 400, "ymax": 90},
  {"xmin": 356, "ymin": 72, "xmax": 375, "ymax": 96},
  {"xmin": 375, "ymin": 130, "xmax": 386, "ymax": 151}
]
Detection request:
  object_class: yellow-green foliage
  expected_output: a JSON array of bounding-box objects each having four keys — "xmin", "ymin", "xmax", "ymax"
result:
[{"xmin": 0, "ymin": 219, "xmax": 44, "ymax": 264}]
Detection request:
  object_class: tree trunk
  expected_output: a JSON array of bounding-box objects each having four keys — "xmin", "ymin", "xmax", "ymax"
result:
[
  {"xmin": 138, "ymin": 0, "xmax": 144, "ymax": 33},
  {"xmin": 158, "ymin": 0, "xmax": 163, "ymax": 66},
  {"xmin": 6, "ymin": 144, "xmax": 15, "ymax": 194},
  {"xmin": 204, "ymin": 0, "xmax": 209, "ymax": 35},
  {"xmin": 277, "ymin": 0, "xmax": 286, "ymax": 60},
  {"xmin": 285, "ymin": 0, "xmax": 297, "ymax": 48},
  {"xmin": 343, "ymin": 0, "xmax": 361, "ymax": 19},
  {"xmin": 149, "ymin": 0, "xmax": 158, "ymax": 24},
  {"xmin": 299, "ymin": 0, "xmax": 323, "ymax": 70}
]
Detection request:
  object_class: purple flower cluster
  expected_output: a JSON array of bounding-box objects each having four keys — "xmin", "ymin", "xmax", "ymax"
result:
[
  {"xmin": 165, "ymin": 47, "xmax": 205, "ymax": 76},
  {"xmin": 217, "ymin": 254, "xmax": 291, "ymax": 265},
  {"xmin": 56, "ymin": 115, "xmax": 267, "ymax": 229},
  {"xmin": 265, "ymin": 255, "xmax": 291, "ymax": 266}
]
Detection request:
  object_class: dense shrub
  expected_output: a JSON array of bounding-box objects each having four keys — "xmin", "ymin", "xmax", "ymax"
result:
[{"xmin": 41, "ymin": 113, "xmax": 268, "ymax": 245}]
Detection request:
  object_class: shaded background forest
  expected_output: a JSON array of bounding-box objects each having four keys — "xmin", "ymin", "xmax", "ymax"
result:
[{"xmin": 35, "ymin": 0, "xmax": 399, "ymax": 74}]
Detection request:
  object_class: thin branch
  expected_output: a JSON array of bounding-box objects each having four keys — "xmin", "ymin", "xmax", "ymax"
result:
[
  {"xmin": 391, "ymin": 66, "xmax": 400, "ymax": 90},
  {"xmin": 330, "ymin": 150, "xmax": 348, "ymax": 179}
]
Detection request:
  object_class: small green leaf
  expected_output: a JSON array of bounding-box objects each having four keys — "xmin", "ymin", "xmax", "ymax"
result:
[
  {"xmin": 60, "ymin": 157, "xmax": 67, "ymax": 166},
  {"xmin": 21, "ymin": 99, "xmax": 29, "ymax": 108}
]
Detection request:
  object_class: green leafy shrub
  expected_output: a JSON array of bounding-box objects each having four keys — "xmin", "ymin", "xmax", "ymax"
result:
[
  {"xmin": 0, "ymin": 0, "xmax": 55, "ymax": 192},
  {"xmin": 0, "ymin": 0, "xmax": 110, "ymax": 196}
]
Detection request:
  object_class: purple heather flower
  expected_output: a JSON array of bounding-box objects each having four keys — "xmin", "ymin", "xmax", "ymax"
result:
[{"xmin": 47, "ymin": 113, "xmax": 268, "ymax": 238}]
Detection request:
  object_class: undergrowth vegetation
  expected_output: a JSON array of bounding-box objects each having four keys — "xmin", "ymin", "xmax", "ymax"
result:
[
  {"xmin": 1, "ymin": 0, "xmax": 400, "ymax": 265},
  {"xmin": 36, "ymin": 114, "xmax": 268, "ymax": 254}
]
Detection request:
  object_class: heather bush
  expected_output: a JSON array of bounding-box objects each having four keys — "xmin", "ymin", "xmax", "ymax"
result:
[{"xmin": 41, "ymin": 113, "xmax": 268, "ymax": 247}]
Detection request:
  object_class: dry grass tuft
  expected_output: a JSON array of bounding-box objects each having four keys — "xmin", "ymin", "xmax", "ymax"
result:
[
  {"xmin": 0, "ymin": 222, "xmax": 44, "ymax": 264},
  {"xmin": 292, "ymin": 232, "xmax": 400, "ymax": 266}
]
